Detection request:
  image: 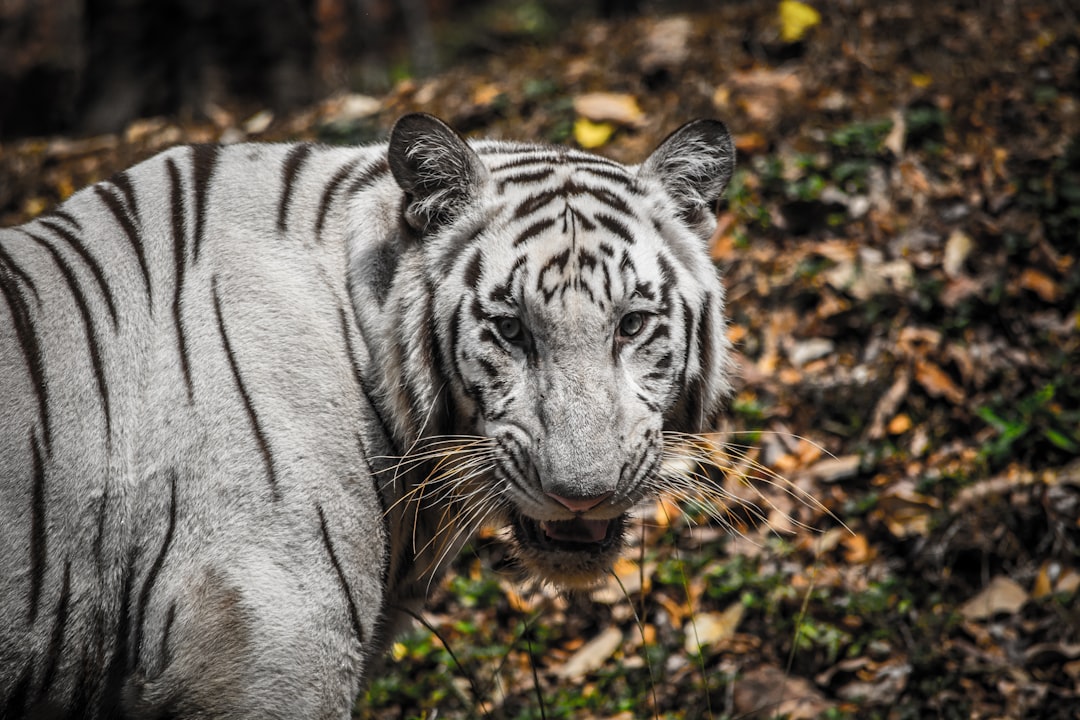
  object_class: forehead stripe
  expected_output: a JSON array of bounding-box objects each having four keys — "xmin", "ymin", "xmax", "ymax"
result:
[
  {"xmin": 595, "ymin": 212, "xmax": 635, "ymax": 245},
  {"xmin": 512, "ymin": 215, "xmax": 558, "ymax": 247}
]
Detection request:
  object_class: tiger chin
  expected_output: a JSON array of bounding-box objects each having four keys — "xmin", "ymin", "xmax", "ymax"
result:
[{"xmin": 0, "ymin": 112, "xmax": 734, "ymax": 718}]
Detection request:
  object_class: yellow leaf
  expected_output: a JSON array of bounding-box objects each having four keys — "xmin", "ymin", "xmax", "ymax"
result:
[
  {"xmin": 685, "ymin": 603, "xmax": 745, "ymax": 654},
  {"xmin": 574, "ymin": 118, "xmax": 615, "ymax": 149},
  {"xmin": 911, "ymin": 73, "xmax": 933, "ymax": 88},
  {"xmin": 778, "ymin": 0, "xmax": 821, "ymax": 43}
]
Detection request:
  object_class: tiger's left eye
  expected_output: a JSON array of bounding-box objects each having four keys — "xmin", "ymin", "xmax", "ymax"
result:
[
  {"xmin": 496, "ymin": 317, "xmax": 524, "ymax": 343},
  {"xmin": 618, "ymin": 312, "xmax": 645, "ymax": 338}
]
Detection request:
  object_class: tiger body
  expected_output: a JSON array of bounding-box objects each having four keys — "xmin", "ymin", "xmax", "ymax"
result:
[{"xmin": 0, "ymin": 115, "xmax": 735, "ymax": 718}]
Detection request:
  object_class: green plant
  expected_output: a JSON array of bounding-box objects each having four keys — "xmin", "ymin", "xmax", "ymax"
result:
[{"xmin": 977, "ymin": 382, "xmax": 1080, "ymax": 467}]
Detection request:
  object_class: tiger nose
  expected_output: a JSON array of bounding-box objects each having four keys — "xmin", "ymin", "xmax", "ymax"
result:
[{"xmin": 546, "ymin": 492, "xmax": 612, "ymax": 514}]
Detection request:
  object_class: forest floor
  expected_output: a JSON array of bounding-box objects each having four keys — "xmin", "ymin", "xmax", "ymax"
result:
[{"xmin": 2, "ymin": 1, "xmax": 1078, "ymax": 718}]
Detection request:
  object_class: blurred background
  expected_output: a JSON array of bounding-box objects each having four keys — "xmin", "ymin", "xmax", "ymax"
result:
[{"xmin": 1, "ymin": 0, "xmax": 666, "ymax": 139}]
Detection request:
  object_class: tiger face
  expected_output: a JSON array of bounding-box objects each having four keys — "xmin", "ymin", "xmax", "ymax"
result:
[{"xmin": 382, "ymin": 114, "xmax": 735, "ymax": 587}]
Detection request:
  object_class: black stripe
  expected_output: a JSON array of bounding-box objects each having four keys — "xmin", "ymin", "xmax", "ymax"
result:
[
  {"xmin": 38, "ymin": 560, "xmax": 72, "ymax": 698},
  {"xmin": 44, "ymin": 207, "xmax": 83, "ymax": 232},
  {"xmin": 488, "ymin": 153, "xmax": 563, "ymax": 172},
  {"xmin": 2, "ymin": 664, "xmax": 33, "ymax": 718},
  {"xmin": 0, "ymin": 239, "xmax": 43, "ymax": 300},
  {"xmin": 100, "ymin": 551, "xmax": 136, "ymax": 711},
  {"xmin": 345, "ymin": 156, "xmax": 390, "ymax": 197},
  {"xmin": 37, "ymin": 219, "xmax": 118, "ymax": 327},
  {"xmin": 0, "ymin": 247, "xmax": 51, "ymax": 449},
  {"xmin": 211, "ymin": 275, "xmax": 281, "ymax": 500},
  {"xmin": 498, "ymin": 435, "xmax": 532, "ymax": 488},
  {"xmin": 512, "ymin": 215, "xmax": 557, "ymax": 247},
  {"xmin": 190, "ymin": 144, "xmax": 220, "ymax": 262},
  {"xmin": 159, "ymin": 601, "xmax": 177, "ymax": 667},
  {"xmin": 316, "ymin": 505, "xmax": 365, "ymax": 645},
  {"xmin": 565, "ymin": 181, "xmax": 634, "ymax": 217},
  {"xmin": 133, "ymin": 471, "xmax": 177, "ymax": 669},
  {"xmin": 512, "ymin": 188, "xmax": 560, "ymax": 220},
  {"xmin": 339, "ymin": 305, "xmax": 395, "ymax": 442},
  {"xmin": 95, "ymin": 183, "xmax": 152, "ymax": 305},
  {"xmin": 657, "ymin": 254, "xmax": 675, "ymax": 309},
  {"xmin": 463, "ymin": 250, "xmax": 483, "ymax": 289},
  {"xmin": 277, "ymin": 143, "xmax": 313, "ymax": 233},
  {"xmin": 497, "ymin": 167, "xmax": 555, "ymax": 192},
  {"xmin": 93, "ymin": 488, "xmax": 108, "ymax": 573},
  {"xmin": 697, "ymin": 292, "xmax": 714, "ymax": 386},
  {"xmin": 640, "ymin": 321, "xmax": 670, "ymax": 351},
  {"xmin": 338, "ymin": 306, "xmax": 400, "ymax": 456},
  {"xmin": 28, "ymin": 432, "xmax": 47, "ymax": 623},
  {"xmin": 28, "ymin": 232, "xmax": 113, "ymax": 440},
  {"xmin": 166, "ymin": 158, "xmax": 195, "ymax": 403},
  {"xmin": 676, "ymin": 298, "xmax": 695, "ymax": 409},
  {"xmin": 315, "ymin": 158, "xmax": 362, "ymax": 241},
  {"xmin": 600, "ymin": 260, "xmax": 613, "ymax": 305},
  {"xmin": 594, "ymin": 212, "xmax": 635, "ymax": 245},
  {"xmin": 488, "ymin": 254, "xmax": 527, "ymax": 305},
  {"xmin": 448, "ymin": 298, "xmax": 465, "ymax": 388},
  {"xmin": 578, "ymin": 165, "xmax": 641, "ymax": 190},
  {"xmin": 112, "ymin": 171, "xmax": 142, "ymax": 226}
]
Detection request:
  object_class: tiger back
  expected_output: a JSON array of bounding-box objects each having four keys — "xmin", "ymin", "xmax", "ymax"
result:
[{"xmin": 0, "ymin": 113, "xmax": 735, "ymax": 718}]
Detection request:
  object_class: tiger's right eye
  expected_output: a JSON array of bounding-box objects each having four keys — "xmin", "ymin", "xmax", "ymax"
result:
[{"xmin": 495, "ymin": 317, "xmax": 524, "ymax": 343}]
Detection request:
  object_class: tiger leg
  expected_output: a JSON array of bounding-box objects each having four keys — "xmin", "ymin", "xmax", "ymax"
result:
[{"xmin": 123, "ymin": 564, "xmax": 367, "ymax": 719}]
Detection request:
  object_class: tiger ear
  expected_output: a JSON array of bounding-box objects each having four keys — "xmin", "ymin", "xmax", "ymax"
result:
[
  {"xmin": 638, "ymin": 119, "xmax": 735, "ymax": 241},
  {"xmin": 388, "ymin": 113, "xmax": 489, "ymax": 233}
]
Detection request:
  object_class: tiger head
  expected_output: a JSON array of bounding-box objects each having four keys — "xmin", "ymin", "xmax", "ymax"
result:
[{"xmin": 373, "ymin": 113, "xmax": 735, "ymax": 588}]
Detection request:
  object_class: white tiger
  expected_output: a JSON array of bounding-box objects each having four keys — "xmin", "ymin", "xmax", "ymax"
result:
[{"xmin": 0, "ymin": 113, "xmax": 735, "ymax": 718}]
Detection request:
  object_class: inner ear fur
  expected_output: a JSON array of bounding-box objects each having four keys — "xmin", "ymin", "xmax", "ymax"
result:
[
  {"xmin": 637, "ymin": 119, "xmax": 735, "ymax": 241},
  {"xmin": 388, "ymin": 113, "xmax": 488, "ymax": 233}
]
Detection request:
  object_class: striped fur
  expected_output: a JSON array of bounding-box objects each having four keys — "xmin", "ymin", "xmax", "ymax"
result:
[{"xmin": 0, "ymin": 113, "xmax": 735, "ymax": 718}]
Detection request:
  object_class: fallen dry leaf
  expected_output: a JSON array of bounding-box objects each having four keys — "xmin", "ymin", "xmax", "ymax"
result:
[
  {"xmin": 684, "ymin": 602, "xmax": 746, "ymax": 654},
  {"xmin": 842, "ymin": 532, "xmax": 875, "ymax": 564},
  {"xmin": 943, "ymin": 229, "xmax": 974, "ymax": 278},
  {"xmin": 555, "ymin": 626, "xmax": 623, "ymax": 680},
  {"xmin": 733, "ymin": 664, "xmax": 832, "ymax": 719},
  {"xmin": 959, "ymin": 576, "xmax": 1028, "ymax": 621},
  {"xmin": 1018, "ymin": 267, "xmax": 1060, "ymax": 302},
  {"xmin": 914, "ymin": 359, "xmax": 965, "ymax": 404},
  {"xmin": 572, "ymin": 92, "xmax": 645, "ymax": 127}
]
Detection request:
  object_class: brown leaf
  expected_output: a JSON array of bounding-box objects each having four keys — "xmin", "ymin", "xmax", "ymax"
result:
[
  {"xmin": 554, "ymin": 626, "xmax": 623, "ymax": 680},
  {"xmin": 685, "ymin": 603, "xmax": 745, "ymax": 654},
  {"xmin": 874, "ymin": 484, "xmax": 940, "ymax": 538},
  {"xmin": 733, "ymin": 664, "xmax": 832, "ymax": 719},
  {"xmin": 1018, "ymin": 267, "xmax": 1060, "ymax": 302},
  {"xmin": 842, "ymin": 533, "xmax": 875, "ymax": 564},
  {"xmin": 573, "ymin": 92, "xmax": 646, "ymax": 127},
  {"xmin": 914, "ymin": 359, "xmax": 964, "ymax": 404},
  {"xmin": 959, "ymin": 576, "xmax": 1028, "ymax": 621}
]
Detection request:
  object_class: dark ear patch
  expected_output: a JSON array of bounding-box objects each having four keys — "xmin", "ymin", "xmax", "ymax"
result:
[
  {"xmin": 388, "ymin": 113, "xmax": 488, "ymax": 233},
  {"xmin": 637, "ymin": 119, "xmax": 735, "ymax": 242}
]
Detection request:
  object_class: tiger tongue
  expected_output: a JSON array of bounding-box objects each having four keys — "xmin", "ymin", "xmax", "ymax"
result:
[{"xmin": 540, "ymin": 518, "xmax": 610, "ymax": 544}]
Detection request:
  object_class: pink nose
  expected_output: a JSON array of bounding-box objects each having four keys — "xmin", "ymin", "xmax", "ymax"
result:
[{"xmin": 546, "ymin": 492, "xmax": 612, "ymax": 514}]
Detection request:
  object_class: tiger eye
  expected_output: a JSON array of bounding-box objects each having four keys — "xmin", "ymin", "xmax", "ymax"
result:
[
  {"xmin": 496, "ymin": 317, "xmax": 524, "ymax": 343},
  {"xmin": 618, "ymin": 312, "xmax": 645, "ymax": 338}
]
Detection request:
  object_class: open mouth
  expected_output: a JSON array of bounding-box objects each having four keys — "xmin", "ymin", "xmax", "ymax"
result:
[{"xmin": 511, "ymin": 512, "xmax": 626, "ymax": 552}]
